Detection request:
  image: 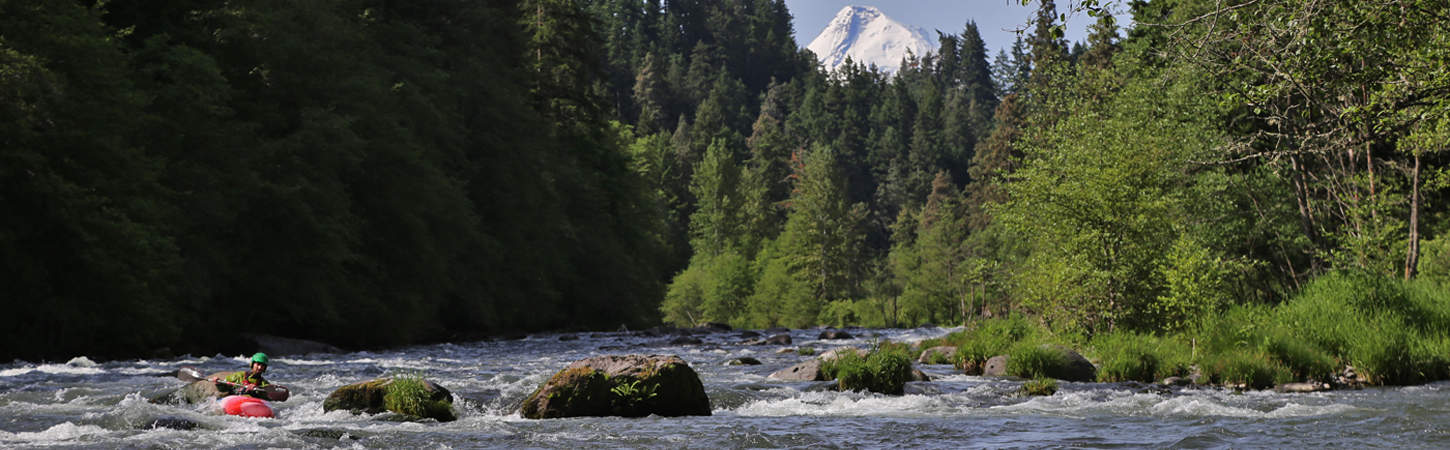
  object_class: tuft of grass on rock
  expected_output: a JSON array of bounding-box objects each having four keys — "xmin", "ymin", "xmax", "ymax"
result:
[
  {"xmin": 1021, "ymin": 377, "xmax": 1058, "ymax": 396},
  {"xmin": 384, "ymin": 373, "xmax": 453, "ymax": 420},
  {"xmin": 825, "ymin": 344, "xmax": 913, "ymax": 395}
]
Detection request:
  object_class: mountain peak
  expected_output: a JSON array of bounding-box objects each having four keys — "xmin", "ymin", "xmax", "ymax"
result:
[{"xmin": 807, "ymin": 5, "xmax": 937, "ymax": 75}]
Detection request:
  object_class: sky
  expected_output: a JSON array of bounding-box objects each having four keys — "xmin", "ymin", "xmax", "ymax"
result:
[{"xmin": 783, "ymin": 0, "xmax": 1131, "ymax": 56}]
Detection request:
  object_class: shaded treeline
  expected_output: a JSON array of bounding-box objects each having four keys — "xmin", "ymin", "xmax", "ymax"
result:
[{"xmin": 1, "ymin": 0, "xmax": 672, "ymax": 361}]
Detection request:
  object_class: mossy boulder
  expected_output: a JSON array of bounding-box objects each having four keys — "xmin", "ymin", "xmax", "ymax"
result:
[
  {"xmin": 323, "ymin": 377, "xmax": 456, "ymax": 422},
  {"xmin": 519, "ymin": 354, "xmax": 711, "ymax": 419}
]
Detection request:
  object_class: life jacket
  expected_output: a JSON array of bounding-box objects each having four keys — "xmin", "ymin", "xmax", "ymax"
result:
[{"xmin": 220, "ymin": 370, "xmax": 270, "ymax": 397}]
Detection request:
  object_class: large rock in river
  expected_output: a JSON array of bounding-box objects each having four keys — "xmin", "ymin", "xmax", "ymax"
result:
[
  {"xmin": 323, "ymin": 377, "xmax": 456, "ymax": 422},
  {"xmin": 979, "ymin": 345, "xmax": 1097, "ymax": 382},
  {"xmin": 241, "ymin": 333, "xmax": 344, "ymax": 356},
  {"xmin": 769, "ymin": 359, "xmax": 828, "ymax": 381},
  {"xmin": 520, "ymin": 354, "xmax": 711, "ymax": 419},
  {"xmin": 149, "ymin": 371, "xmax": 231, "ymax": 405}
]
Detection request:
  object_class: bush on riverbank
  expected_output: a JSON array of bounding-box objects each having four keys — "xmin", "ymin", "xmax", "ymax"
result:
[
  {"xmin": 952, "ymin": 271, "xmax": 1450, "ymax": 388},
  {"xmin": 1273, "ymin": 272, "xmax": 1450, "ymax": 384},
  {"xmin": 1089, "ymin": 332, "xmax": 1191, "ymax": 383}
]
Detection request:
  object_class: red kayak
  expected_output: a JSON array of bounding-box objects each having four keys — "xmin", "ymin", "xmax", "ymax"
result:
[{"xmin": 219, "ymin": 395, "xmax": 275, "ymax": 418}]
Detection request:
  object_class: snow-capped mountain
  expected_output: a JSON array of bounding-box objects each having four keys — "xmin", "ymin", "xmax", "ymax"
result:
[{"xmin": 805, "ymin": 5, "xmax": 938, "ymax": 74}]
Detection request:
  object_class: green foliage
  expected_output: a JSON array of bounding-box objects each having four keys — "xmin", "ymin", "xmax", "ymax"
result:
[
  {"xmin": 826, "ymin": 345, "xmax": 914, "ymax": 395},
  {"xmin": 1273, "ymin": 272, "xmax": 1450, "ymax": 384},
  {"xmin": 1005, "ymin": 343, "xmax": 1071, "ymax": 379},
  {"xmin": 1021, "ymin": 377, "xmax": 1058, "ymax": 396},
  {"xmin": 383, "ymin": 374, "xmax": 453, "ymax": 420},
  {"xmin": 1419, "ymin": 236, "xmax": 1450, "ymax": 287},
  {"xmin": 609, "ymin": 379, "xmax": 659, "ymax": 407},
  {"xmin": 661, "ymin": 250, "xmax": 755, "ymax": 326},
  {"xmin": 951, "ymin": 316, "xmax": 1046, "ymax": 370},
  {"xmin": 796, "ymin": 347, "xmax": 816, "ymax": 356},
  {"xmin": 1089, "ymin": 331, "xmax": 1191, "ymax": 383},
  {"xmin": 1154, "ymin": 235, "xmax": 1242, "ymax": 332},
  {"xmin": 1200, "ymin": 351, "xmax": 1291, "ymax": 390}
]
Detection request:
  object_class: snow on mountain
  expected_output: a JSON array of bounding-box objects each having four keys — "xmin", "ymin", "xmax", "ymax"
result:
[{"xmin": 805, "ymin": 5, "xmax": 938, "ymax": 75}]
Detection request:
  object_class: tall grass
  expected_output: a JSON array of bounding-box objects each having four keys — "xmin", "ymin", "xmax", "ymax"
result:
[
  {"xmin": 1273, "ymin": 271, "xmax": 1450, "ymax": 384},
  {"xmin": 383, "ymin": 373, "xmax": 452, "ymax": 419},
  {"xmin": 1089, "ymin": 331, "xmax": 1191, "ymax": 382},
  {"xmin": 950, "ymin": 315, "xmax": 1046, "ymax": 370}
]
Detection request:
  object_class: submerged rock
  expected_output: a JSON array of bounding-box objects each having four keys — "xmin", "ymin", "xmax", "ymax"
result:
[
  {"xmin": 294, "ymin": 428, "xmax": 363, "ymax": 440},
  {"xmin": 769, "ymin": 359, "xmax": 828, "ymax": 381},
  {"xmin": 697, "ymin": 322, "xmax": 733, "ymax": 332},
  {"xmin": 519, "ymin": 354, "xmax": 711, "ymax": 419},
  {"xmin": 763, "ymin": 334, "xmax": 792, "ymax": 345},
  {"xmin": 911, "ymin": 368, "xmax": 931, "ymax": 382},
  {"xmin": 241, "ymin": 333, "xmax": 344, "ymax": 356},
  {"xmin": 818, "ymin": 330, "xmax": 854, "ymax": 340},
  {"xmin": 323, "ymin": 377, "xmax": 456, "ymax": 422},
  {"xmin": 667, "ymin": 336, "xmax": 703, "ymax": 346},
  {"xmin": 149, "ymin": 371, "xmax": 230, "ymax": 405},
  {"xmin": 726, "ymin": 357, "xmax": 762, "ymax": 366},
  {"xmin": 144, "ymin": 416, "xmax": 199, "ymax": 430}
]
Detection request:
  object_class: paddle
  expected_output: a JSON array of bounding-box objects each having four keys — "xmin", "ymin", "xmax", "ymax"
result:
[{"xmin": 177, "ymin": 366, "xmax": 291, "ymax": 402}]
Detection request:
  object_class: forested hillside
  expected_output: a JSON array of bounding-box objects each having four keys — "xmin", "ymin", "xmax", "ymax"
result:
[{"xmin": 2, "ymin": 0, "xmax": 1446, "ymax": 361}]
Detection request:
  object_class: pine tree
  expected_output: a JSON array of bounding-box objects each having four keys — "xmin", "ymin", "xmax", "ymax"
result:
[
  {"xmin": 749, "ymin": 145, "xmax": 868, "ymax": 327},
  {"xmin": 633, "ymin": 52, "xmax": 670, "ymax": 134},
  {"xmin": 1081, "ymin": 13, "xmax": 1120, "ymax": 70}
]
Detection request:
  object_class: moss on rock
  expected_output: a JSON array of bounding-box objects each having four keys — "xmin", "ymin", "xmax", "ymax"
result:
[
  {"xmin": 323, "ymin": 377, "xmax": 455, "ymax": 422},
  {"xmin": 519, "ymin": 354, "xmax": 711, "ymax": 419}
]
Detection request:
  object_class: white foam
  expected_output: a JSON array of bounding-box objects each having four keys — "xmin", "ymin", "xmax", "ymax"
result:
[
  {"xmin": 0, "ymin": 363, "xmax": 106, "ymax": 377},
  {"xmin": 0, "ymin": 422, "xmax": 110, "ymax": 444},
  {"xmin": 730, "ymin": 391, "xmax": 948, "ymax": 417},
  {"xmin": 65, "ymin": 356, "xmax": 99, "ymax": 367}
]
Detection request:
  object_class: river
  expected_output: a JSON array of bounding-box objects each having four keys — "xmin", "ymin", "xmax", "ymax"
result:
[{"xmin": 3, "ymin": 327, "xmax": 1448, "ymax": 448}]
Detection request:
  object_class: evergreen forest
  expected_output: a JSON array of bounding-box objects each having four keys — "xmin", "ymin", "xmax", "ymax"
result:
[{"xmin": 2, "ymin": 0, "xmax": 1447, "ymax": 363}]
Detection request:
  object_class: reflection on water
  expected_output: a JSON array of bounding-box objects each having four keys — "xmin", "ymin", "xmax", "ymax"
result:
[{"xmin": 3, "ymin": 327, "xmax": 1449, "ymax": 448}]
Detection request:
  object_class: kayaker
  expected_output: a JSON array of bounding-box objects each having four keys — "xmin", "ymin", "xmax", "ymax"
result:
[{"xmin": 213, "ymin": 352, "xmax": 272, "ymax": 398}]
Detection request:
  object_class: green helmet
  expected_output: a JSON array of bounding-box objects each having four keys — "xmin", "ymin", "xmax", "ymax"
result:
[{"xmin": 251, "ymin": 352, "xmax": 269, "ymax": 365}]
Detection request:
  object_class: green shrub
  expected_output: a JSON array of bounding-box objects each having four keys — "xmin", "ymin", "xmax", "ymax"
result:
[
  {"xmin": 1201, "ymin": 351, "xmax": 1290, "ymax": 390},
  {"xmin": 953, "ymin": 316, "xmax": 1045, "ymax": 369},
  {"xmin": 1091, "ymin": 331, "xmax": 1191, "ymax": 382},
  {"xmin": 1021, "ymin": 377, "xmax": 1058, "ymax": 396},
  {"xmin": 1273, "ymin": 272, "xmax": 1450, "ymax": 385},
  {"xmin": 1005, "ymin": 343, "xmax": 1070, "ymax": 379},
  {"xmin": 827, "ymin": 346, "xmax": 913, "ymax": 395},
  {"xmin": 921, "ymin": 348, "xmax": 953, "ymax": 365},
  {"xmin": 1261, "ymin": 325, "xmax": 1337, "ymax": 381}
]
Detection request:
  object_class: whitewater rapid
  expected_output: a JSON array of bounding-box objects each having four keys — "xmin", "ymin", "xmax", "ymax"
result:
[{"xmin": 3, "ymin": 327, "xmax": 1447, "ymax": 448}]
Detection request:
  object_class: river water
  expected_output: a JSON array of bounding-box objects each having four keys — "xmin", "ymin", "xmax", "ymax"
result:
[{"xmin": 3, "ymin": 327, "xmax": 1448, "ymax": 448}]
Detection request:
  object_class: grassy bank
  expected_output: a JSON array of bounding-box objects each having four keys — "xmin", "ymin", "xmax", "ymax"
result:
[{"xmin": 918, "ymin": 272, "xmax": 1450, "ymax": 388}]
